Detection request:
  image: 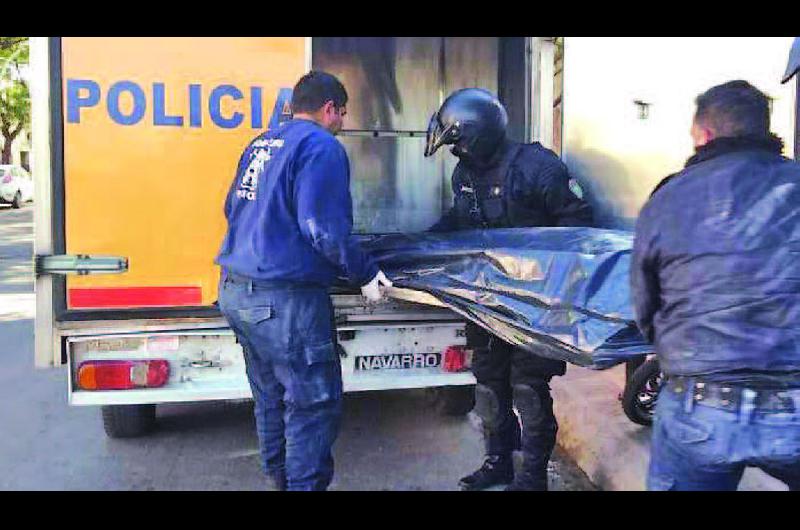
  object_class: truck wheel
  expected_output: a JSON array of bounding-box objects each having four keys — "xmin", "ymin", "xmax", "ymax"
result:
[
  {"xmin": 101, "ymin": 404, "xmax": 157, "ymax": 438},
  {"xmin": 621, "ymin": 358, "xmax": 663, "ymax": 426},
  {"xmin": 430, "ymin": 385, "xmax": 476, "ymax": 416},
  {"xmin": 11, "ymin": 191, "xmax": 22, "ymax": 209}
]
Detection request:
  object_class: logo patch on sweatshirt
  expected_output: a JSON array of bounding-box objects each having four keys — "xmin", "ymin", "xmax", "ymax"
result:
[{"xmin": 236, "ymin": 139, "xmax": 285, "ymax": 201}]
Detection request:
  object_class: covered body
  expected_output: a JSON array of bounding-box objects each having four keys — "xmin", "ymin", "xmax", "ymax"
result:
[{"xmin": 360, "ymin": 226, "xmax": 652, "ymax": 370}]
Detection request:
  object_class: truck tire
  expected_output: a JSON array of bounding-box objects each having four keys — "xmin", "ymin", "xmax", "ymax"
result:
[
  {"xmin": 11, "ymin": 191, "xmax": 22, "ymax": 209},
  {"xmin": 431, "ymin": 385, "xmax": 476, "ymax": 416},
  {"xmin": 101, "ymin": 404, "xmax": 157, "ymax": 438},
  {"xmin": 621, "ymin": 358, "xmax": 663, "ymax": 427}
]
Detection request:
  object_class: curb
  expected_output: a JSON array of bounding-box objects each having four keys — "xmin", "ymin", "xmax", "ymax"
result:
[{"xmin": 550, "ymin": 364, "xmax": 787, "ymax": 491}]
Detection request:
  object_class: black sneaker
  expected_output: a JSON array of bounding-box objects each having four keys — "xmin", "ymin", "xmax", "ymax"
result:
[
  {"xmin": 458, "ymin": 455, "xmax": 514, "ymax": 491},
  {"xmin": 503, "ymin": 470, "xmax": 547, "ymax": 491}
]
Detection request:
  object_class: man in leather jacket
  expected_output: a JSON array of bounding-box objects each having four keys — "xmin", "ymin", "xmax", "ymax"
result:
[
  {"xmin": 425, "ymin": 88, "xmax": 593, "ymax": 490},
  {"xmin": 633, "ymin": 80, "xmax": 800, "ymax": 490}
]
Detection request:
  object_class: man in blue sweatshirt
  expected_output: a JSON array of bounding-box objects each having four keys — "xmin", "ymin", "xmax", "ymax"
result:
[{"xmin": 216, "ymin": 71, "xmax": 392, "ymax": 491}]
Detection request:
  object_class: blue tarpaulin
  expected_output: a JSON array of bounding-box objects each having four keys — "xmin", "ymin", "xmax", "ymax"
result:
[{"xmin": 359, "ymin": 227, "xmax": 654, "ymax": 370}]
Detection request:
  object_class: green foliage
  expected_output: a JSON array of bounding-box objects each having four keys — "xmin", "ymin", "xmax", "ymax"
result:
[
  {"xmin": 0, "ymin": 37, "xmax": 28, "ymax": 82},
  {"xmin": 0, "ymin": 37, "xmax": 29, "ymax": 163}
]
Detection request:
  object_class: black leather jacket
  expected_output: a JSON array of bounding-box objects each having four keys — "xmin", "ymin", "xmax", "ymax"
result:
[{"xmin": 632, "ymin": 135, "xmax": 800, "ymax": 386}]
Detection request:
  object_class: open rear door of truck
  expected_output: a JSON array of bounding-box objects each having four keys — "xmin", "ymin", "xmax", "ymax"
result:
[{"xmin": 33, "ymin": 37, "xmax": 309, "ymax": 366}]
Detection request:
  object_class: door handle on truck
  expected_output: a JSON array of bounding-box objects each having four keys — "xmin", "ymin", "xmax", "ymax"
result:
[{"xmin": 35, "ymin": 254, "xmax": 129, "ymax": 276}]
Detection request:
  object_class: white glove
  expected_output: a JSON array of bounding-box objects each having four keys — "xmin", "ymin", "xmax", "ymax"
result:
[{"xmin": 361, "ymin": 270, "xmax": 393, "ymax": 303}]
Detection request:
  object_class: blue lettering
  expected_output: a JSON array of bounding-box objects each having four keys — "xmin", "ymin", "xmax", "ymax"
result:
[
  {"xmin": 107, "ymin": 81, "xmax": 146, "ymax": 126},
  {"xmin": 250, "ymin": 87, "xmax": 263, "ymax": 129},
  {"xmin": 153, "ymin": 83, "xmax": 184, "ymax": 126},
  {"xmin": 209, "ymin": 85, "xmax": 243, "ymax": 129},
  {"xmin": 66, "ymin": 80, "xmax": 283, "ymax": 130},
  {"xmin": 66, "ymin": 79, "xmax": 100, "ymax": 124},
  {"xmin": 189, "ymin": 84, "xmax": 202, "ymax": 128}
]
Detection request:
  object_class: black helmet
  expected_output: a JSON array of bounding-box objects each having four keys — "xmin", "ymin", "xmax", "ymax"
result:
[
  {"xmin": 782, "ymin": 37, "xmax": 800, "ymax": 84},
  {"xmin": 424, "ymin": 88, "xmax": 508, "ymax": 163}
]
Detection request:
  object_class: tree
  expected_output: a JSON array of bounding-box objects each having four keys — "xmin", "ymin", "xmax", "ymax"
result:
[
  {"xmin": 0, "ymin": 37, "xmax": 26, "ymax": 51},
  {"xmin": 0, "ymin": 37, "xmax": 29, "ymax": 165}
]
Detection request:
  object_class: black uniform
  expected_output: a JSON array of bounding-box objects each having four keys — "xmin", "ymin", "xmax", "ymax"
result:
[{"xmin": 432, "ymin": 138, "xmax": 593, "ymax": 490}]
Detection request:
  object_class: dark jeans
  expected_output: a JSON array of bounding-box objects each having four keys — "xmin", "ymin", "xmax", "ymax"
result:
[
  {"xmin": 218, "ymin": 274, "xmax": 343, "ymax": 491},
  {"xmin": 470, "ymin": 325, "xmax": 564, "ymax": 460},
  {"xmin": 649, "ymin": 380, "xmax": 800, "ymax": 491}
]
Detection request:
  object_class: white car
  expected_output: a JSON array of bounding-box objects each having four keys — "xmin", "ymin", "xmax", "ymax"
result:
[{"xmin": 0, "ymin": 165, "xmax": 33, "ymax": 208}]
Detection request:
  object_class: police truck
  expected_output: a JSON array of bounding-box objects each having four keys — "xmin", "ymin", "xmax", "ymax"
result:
[{"xmin": 31, "ymin": 37, "xmax": 797, "ymax": 437}]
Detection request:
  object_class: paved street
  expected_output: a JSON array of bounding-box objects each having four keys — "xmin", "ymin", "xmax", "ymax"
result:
[{"xmin": 0, "ymin": 205, "xmax": 595, "ymax": 491}]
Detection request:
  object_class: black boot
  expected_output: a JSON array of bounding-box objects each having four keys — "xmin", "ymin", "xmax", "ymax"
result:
[
  {"xmin": 458, "ymin": 455, "xmax": 515, "ymax": 491},
  {"xmin": 504, "ymin": 456, "xmax": 548, "ymax": 491}
]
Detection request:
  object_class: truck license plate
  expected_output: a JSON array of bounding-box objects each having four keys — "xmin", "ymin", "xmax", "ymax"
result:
[{"xmin": 355, "ymin": 353, "xmax": 441, "ymax": 371}]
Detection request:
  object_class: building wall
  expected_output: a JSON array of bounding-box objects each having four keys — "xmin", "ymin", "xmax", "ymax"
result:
[
  {"xmin": 9, "ymin": 129, "xmax": 31, "ymax": 170},
  {"xmin": 562, "ymin": 37, "xmax": 796, "ymax": 230}
]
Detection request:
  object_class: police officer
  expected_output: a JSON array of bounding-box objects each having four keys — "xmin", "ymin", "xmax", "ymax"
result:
[
  {"xmin": 425, "ymin": 88, "xmax": 593, "ymax": 491},
  {"xmin": 216, "ymin": 71, "xmax": 392, "ymax": 491}
]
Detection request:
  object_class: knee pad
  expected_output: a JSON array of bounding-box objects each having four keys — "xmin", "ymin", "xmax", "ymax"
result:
[
  {"xmin": 512, "ymin": 384, "xmax": 544, "ymax": 427},
  {"xmin": 473, "ymin": 384, "xmax": 502, "ymax": 430}
]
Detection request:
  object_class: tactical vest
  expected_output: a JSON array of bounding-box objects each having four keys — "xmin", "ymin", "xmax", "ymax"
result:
[{"xmin": 451, "ymin": 144, "xmax": 523, "ymax": 229}]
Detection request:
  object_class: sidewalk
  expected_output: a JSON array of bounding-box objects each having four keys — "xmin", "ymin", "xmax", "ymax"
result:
[{"xmin": 550, "ymin": 364, "xmax": 788, "ymax": 491}]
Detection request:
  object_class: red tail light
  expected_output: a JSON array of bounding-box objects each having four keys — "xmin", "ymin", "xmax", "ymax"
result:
[
  {"xmin": 442, "ymin": 346, "xmax": 470, "ymax": 372},
  {"xmin": 77, "ymin": 360, "xmax": 170, "ymax": 390}
]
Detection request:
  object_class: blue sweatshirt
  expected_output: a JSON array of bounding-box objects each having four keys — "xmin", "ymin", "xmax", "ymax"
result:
[{"xmin": 216, "ymin": 119, "xmax": 378, "ymax": 287}]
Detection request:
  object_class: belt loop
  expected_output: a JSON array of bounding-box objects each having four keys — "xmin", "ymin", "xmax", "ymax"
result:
[
  {"xmin": 247, "ymin": 280, "xmax": 254, "ymax": 295},
  {"xmin": 739, "ymin": 389, "xmax": 757, "ymax": 425},
  {"xmin": 683, "ymin": 377, "xmax": 695, "ymax": 414}
]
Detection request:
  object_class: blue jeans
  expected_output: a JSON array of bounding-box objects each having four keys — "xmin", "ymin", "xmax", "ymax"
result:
[
  {"xmin": 648, "ymin": 380, "xmax": 800, "ymax": 490},
  {"xmin": 218, "ymin": 274, "xmax": 343, "ymax": 491}
]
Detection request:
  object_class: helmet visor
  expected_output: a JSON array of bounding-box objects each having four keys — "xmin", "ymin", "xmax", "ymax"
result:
[
  {"xmin": 424, "ymin": 112, "xmax": 460, "ymax": 157},
  {"xmin": 424, "ymin": 112, "xmax": 443, "ymax": 157}
]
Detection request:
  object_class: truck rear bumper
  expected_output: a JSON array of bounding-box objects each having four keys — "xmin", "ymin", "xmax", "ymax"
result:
[
  {"xmin": 69, "ymin": 370, "xmax": 476, "ymax": 406},
  {"xmin": 66, "ymin": 320, "xmax": 474, "ymax": 406}
]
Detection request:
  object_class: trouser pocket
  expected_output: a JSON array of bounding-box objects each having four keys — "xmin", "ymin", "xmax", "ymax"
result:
[{"xmin": 287, "ymin": 341, "xmax": 343, "ymax": 408}]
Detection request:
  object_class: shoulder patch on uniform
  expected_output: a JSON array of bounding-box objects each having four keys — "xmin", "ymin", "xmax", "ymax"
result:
[{"xmin": 568, "ymin": 178, "xmax": 584, "ymax": 199}]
